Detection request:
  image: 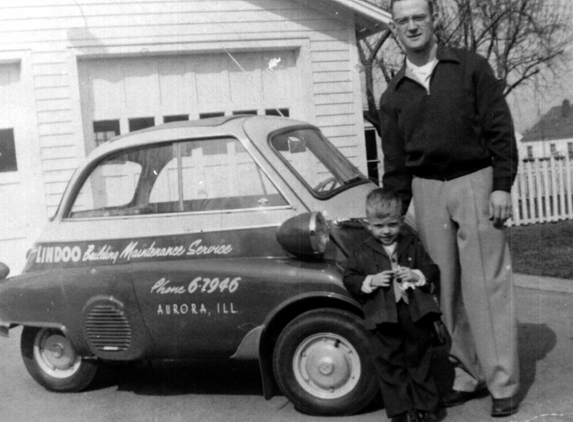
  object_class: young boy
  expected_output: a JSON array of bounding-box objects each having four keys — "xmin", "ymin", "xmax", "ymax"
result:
[{"xmin": 343, "ymin": 187, "xmax": 443, "ymax": 422}]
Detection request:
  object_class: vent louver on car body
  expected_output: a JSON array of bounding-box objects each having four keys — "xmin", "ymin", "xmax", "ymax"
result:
[{"xmin": 85, "ymin": 304, "xmax": 132, "ymax": 352}]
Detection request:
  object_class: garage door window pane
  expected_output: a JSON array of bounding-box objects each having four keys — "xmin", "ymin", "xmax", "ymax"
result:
[
  {"xmin": 129, "ymin": 117, "xmax": 155, "ymax": 132},
  {"xmin": 0, "ymin": 129, "xmax": 17, "ymax": 172},
  {"xmin": 265, "ymin": 108, "xmax": 289, "ymax": 117},
  {"xmin": 164, "ymin": 114, "xmax": 189, "ymax": 123},
  {"xmin": 233, "ymin": 110, "xmax": 257, "ymax": 116},
  {"xmin": 199, "ymin": 112, "xmax": 224, "ymax": 119},
  {"xmin": 93, "ymin": 120, "xmax": 120, "ymax": 147}
]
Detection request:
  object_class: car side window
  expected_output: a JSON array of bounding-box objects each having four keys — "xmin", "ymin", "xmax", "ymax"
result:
[
  {"xmin": 69, "ymin": 154, "xmax": 144, "ymax": 218},
  {"xmin": 149, "ymin": 138, "xmax": 287, "ymax": 212},
  {"xmin": 68, "ymin": 137, "xmax": 287, "ymax": 218}
]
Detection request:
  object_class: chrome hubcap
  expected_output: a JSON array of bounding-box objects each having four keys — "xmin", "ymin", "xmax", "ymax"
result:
[
  {"xmin": 34, "ymin": 328, "xmax": 82, "ymax": 377},
  {"xmin": 293, "ymin": 333, "xmax": 360, "ymax": 399}
]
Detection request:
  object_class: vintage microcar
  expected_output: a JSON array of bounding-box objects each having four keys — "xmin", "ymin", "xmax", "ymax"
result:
[{"xmin": 0, "ymin": 115, "xmax": 382, "ymax": 416}]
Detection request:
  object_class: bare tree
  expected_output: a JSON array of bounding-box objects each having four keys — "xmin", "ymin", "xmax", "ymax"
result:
[{"xmin": 359, "ymin": 0, "xmax": 572, "ymax": 134}]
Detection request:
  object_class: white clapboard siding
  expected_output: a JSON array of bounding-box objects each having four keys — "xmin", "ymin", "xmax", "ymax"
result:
[
  {"xmin": 1, "ymin": 0, "xmax": 307, "ymax": 19},
  {"xmin": 313, "ymin": 71, "xmax": 351, "ymax": 84}
]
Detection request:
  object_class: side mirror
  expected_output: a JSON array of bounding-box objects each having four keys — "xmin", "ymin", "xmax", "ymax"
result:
[
  {"xmin": 276, "ymin": 212, "xmax": 329, "ymax": 257},
  {"xmin": 288, "ymin": 136, "xmax": 307, "ymax": 153}
]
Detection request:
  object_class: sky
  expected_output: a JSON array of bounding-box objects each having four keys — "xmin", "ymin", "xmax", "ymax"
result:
[
  {"xmin": 507, "ymin": 60, "xmax": 573, "ymax": 134},
  {"xmin": 363, "ymin": 43, "xmax": 573, "ymax": 135},
  {"xmin": 362, "ymin": 0, "xmax": 573, "ymax": 135}
]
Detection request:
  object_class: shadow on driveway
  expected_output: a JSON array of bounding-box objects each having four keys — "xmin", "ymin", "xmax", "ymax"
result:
[
  {"xmin": 90, "ymin": 359, "xmax": 263, "ymax": 396},
  {"xmin": 86, "ymin": 322, "xmax": 556, "ymax": 407},
  {"xmin": 516, "ymin": 322, "xmax": 557, "ymax": 402},
  {"xmin": 430, "ymin": 322, "xmax": 556, "ymax": 403}
]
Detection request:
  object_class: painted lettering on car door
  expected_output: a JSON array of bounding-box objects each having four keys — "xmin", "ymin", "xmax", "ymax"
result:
[{"xmin": 150, "ymin": 276, "xmax": 240, "ymax": 316}]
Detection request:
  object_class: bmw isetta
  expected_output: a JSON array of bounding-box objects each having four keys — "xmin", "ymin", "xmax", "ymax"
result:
[{"xmin": 0, "ymin": 115, "xmax": 381, "ymax": 416}]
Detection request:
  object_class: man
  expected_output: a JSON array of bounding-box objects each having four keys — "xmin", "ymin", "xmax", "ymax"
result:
[{"xmin": 379, "ymin": 0, "xmax": 520, "ymax": 418}]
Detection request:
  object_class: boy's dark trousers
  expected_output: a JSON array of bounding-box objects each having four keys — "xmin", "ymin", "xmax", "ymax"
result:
[{"xmin": 370, "ymin": 300, "xmax": 440, "ymax": 417}]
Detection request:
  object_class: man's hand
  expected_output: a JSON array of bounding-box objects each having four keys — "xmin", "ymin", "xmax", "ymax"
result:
[
  {"xmin": 489, "ymin": 190, "xmax": 513, "ymax": 228},
  {"xmin": 371, "ymin": 270, "xmax": 394, "ymax": 288}
]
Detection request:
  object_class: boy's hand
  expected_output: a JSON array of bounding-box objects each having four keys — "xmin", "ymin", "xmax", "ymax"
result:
[
  {"xmin": 371, "ymin": 270, "xmax": 393, "ymax": 288},
  {"xmin": 394, "ymin": 267, "xmax": 419, "ymax": 284}
]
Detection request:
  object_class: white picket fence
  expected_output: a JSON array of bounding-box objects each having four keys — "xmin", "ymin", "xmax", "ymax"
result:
[{"xmin": 509, "ymin": 156, "xmax": 573, "ymax": 226}]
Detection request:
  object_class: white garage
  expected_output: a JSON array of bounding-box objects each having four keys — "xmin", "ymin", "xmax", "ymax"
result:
[{"xmin": 0, "ymin": 0, "xmax": 391, "ymax": 274}]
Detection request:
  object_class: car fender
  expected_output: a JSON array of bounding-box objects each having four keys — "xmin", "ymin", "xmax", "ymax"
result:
[
  {"xmin": 256, "ymin": 290, "xmax": 363, "ymax": 400},
  {"xmin": 0, "ymin": 271, "xmax": 84, "ymax": 350},
  {"xmin": 0, "ymin": 271, "xmax": 69, "ymax": 327},
  {"xmin": 0, "ymin": 265, "xmax": 154, "ymax": 360}
]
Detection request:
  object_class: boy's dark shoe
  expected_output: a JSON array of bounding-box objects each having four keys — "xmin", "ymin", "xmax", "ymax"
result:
[
  {"xmin": 406, "ymin": 410, "xmax": 422, "ymax": 422},
  {"xmin": 442, "ymin": 387, "xmax": 489, "ymax": 407},
  {"xmin": 418, "ymin": 409, "xmax": 444, "ymax": 422},
  {"xmin": 491, "ymin": 397, "xmax": 519, "ymax": 417},
  {"xmin": 391, "ymin": 410, "xmax": 422, "ymax": 422}
]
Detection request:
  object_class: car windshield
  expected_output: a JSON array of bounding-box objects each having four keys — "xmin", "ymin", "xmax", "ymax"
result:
[{"xmin": 270, "ymin": 128, "xmax": 366, "ymax": 196}]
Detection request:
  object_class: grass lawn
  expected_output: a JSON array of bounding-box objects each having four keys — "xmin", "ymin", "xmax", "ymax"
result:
[{"xmin": 508, "ymin": 219, "xmax": 573, "ymax": 280}]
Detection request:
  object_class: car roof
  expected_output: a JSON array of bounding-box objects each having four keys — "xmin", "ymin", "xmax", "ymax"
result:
[
  {"xmin": 110, "ymin": 115, "xmax": 247, "ymax": 142},
  {"xmin": 88, "ymin": 115, "xmax": 311, "ymax": 159}
]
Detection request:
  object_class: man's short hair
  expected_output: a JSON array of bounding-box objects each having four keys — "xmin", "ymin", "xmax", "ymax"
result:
[
  {"xmin": 366, "ymin": 187, "xmax": 402, "ymax": 219},
  {"xmin": 390, "ymin": 0, "xmax": 435, "ymax": 15}
]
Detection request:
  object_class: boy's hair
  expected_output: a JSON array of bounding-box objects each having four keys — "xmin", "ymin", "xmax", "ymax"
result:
[
  {"xmin": 366, "ymin": 187, "xmax": 402, "ymax": 219},
  {"xmin": 390, "ymin": 0, "xmax": 435, "ymax": 15}
]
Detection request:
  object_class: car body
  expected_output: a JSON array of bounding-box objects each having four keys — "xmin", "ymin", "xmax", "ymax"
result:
[{"xmin": 0, "ymin": 115, "xmax": 379, "ymax": 415}]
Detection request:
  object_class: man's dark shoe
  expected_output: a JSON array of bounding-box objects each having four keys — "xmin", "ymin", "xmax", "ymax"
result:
[
  {"xmin": 491, "ymin": 397, "xmax": 519, "ymax": 417},
  {"xmin": 442, "ymin": 388, "xmax": 489, "ymax": 408}
]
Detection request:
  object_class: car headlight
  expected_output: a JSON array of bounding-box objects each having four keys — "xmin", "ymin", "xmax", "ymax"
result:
[{"xmin": 276, "ymin": 211, "xmax": 329, "ymax": 257}]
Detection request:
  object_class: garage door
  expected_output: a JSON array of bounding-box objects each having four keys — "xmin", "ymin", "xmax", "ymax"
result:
[{"xmin": 78, "ymin": 51, "xmax": 298, "ymax": 151}]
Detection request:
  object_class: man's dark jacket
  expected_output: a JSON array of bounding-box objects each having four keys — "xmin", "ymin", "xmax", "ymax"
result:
[
  {"xmin": 343, "ymin": 230, "xmax": 441, "ymax": 330},
  {"xmin": 379, "ymin": 45, "xmax": 518, "ymax": 213}
]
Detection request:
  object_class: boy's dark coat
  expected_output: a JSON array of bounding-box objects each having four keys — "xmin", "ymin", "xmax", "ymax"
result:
[{"xmin": 343, "ymin": 230, "xmax": 442, "ymax": 330}]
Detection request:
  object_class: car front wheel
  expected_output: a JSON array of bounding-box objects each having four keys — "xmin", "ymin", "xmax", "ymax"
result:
[
  {"xmin": 272, "ymin": 308, "xmax": 379, "ymax": 416},
  {"xmin": 21, "ymin": 327, "xmax": 98, "ymax": 392}
]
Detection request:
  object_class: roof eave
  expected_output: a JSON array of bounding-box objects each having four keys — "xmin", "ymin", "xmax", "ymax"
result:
[{"xmin": 331, "ymin": 0, "xmax": 392, "ymax": 35}]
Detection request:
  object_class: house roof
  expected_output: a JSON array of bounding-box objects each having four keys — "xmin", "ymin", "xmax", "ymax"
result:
[{"xmin": 522, "ymin": 100, "xmax": 573, "ymax": 142}]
